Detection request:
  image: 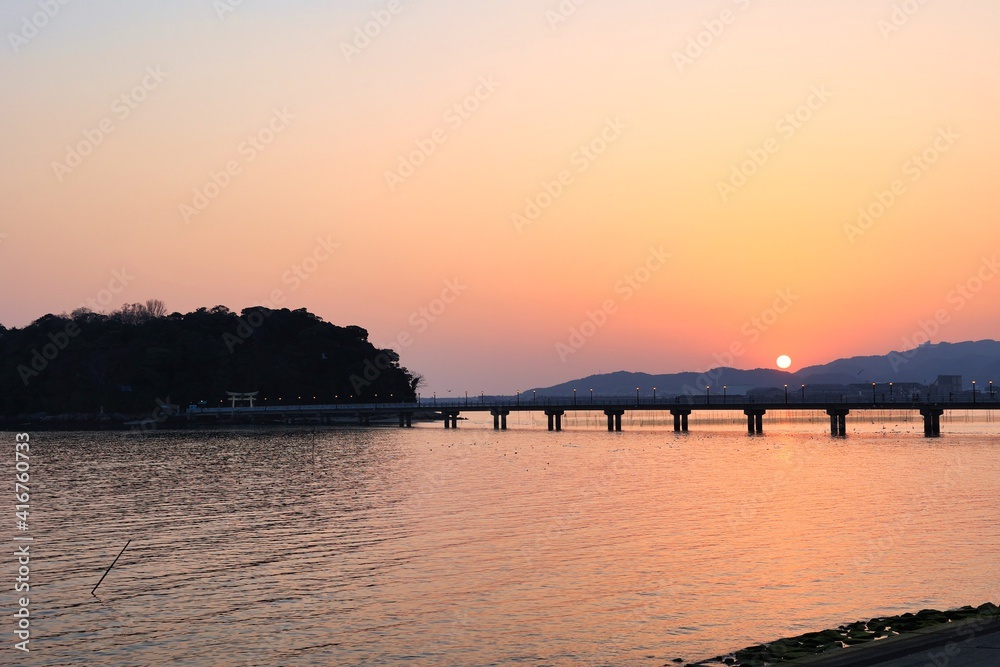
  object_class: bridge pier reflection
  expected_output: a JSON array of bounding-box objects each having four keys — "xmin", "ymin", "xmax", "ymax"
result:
[
  {"xmin": 491, "ymin": 409, "xmax": 510, "ymax": 430},
  {"xmin": 827, "ymin": 409, "xmax": 849, "ymax": 437},
  {"xmin": 604, "ymin": 409, "xmax": 624, "ymax": 431},
  {"xmin": 921, "ymin": 408, "xmax": 943, "ymax": 437},
  {"xmin": 671, "ymin": 408, "xmax": 691, "ymax": 432},
  {"xmin": 744, "ymin": 409, "xmax": 765, "ymax": 435},
  {"xmin": 545, "ymin": 409, "xmax": 565, "ymax": 431}
]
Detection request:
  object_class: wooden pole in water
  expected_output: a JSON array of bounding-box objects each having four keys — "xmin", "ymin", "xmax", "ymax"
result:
[{"xmin": 92, "ymin": 540, "xmax": 130, "ymax": 595}]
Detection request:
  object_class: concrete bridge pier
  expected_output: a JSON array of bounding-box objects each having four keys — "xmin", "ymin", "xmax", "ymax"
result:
[
  {"xmin": 491, "ymin": 409, "xmax": 510, "ymax": 430},
  {"xmin": 545, "ymin": 409, "xmax": 565, "ymax": 432},
  {"xmin": 604, "ymin": 409, "xmax": 624, "ymax": 431},
  {"xmin": 744, "ymin": 409, "xmax": 765, "ymax": 435},
  {"xmin": 359, "ymin": 413, "xmax": 371, "ymax": 427},
  {"xmin": 827, "ymin": 409, "xmax": 849, "ymax": 437},
  {"xmin": 399, "ymin": 412, "xmax": 413, "ymax": 428},
  {"xmin": 671, "ymin": 408, "xmax": 692, "ymax": 432},
  {"xmin": 920, "ymin": 408, "xmax": 943, "ymax": 437},
  {"xmin": 442, "ymin": 411, "xmax": 459, "ymax": 428}
]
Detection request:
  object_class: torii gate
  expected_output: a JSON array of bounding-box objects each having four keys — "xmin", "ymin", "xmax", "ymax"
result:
[{"xmin": 226, "ymin": 391, "xmax": 259, "ymax": 409}]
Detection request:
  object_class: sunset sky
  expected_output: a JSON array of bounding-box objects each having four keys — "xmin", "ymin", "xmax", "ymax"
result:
[{"xmin": 2, "ymin": 0, "xmax": 999, "ymax": 395}]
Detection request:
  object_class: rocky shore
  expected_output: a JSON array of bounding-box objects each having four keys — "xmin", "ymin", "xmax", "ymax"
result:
[{"xmin": 681, "ymin": 602, "xmax": 999, "ymax": 667}]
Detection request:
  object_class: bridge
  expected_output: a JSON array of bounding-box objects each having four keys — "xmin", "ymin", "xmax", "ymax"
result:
[{"xmin": 186, "ymin": 397, "xmax": 998, "ymax": 438}]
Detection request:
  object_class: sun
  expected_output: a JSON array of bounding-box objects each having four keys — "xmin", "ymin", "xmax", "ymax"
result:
[{"xmin": 776, "ymin": 355, "xmax": 792, "ymax": 369}]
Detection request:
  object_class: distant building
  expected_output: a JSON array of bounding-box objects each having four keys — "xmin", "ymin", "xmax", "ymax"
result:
[
  {"xmin": 927, "ymin": 375, "xmax": 963, "ymax": 400},
  {"xmin": 934, "ymin": 375, "xmax": 963, "ymax": 391}
]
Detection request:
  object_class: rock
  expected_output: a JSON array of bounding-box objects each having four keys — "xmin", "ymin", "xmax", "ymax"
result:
[
  {"xmin": 781, "ymin": 649, "xmax": 814, "ymax": 660},
  {"xmin": 976, "ymin": 602, "xmax": 999, "ymax": 616},
  {"xmin": 700, "ymin": 603, "xmax": 1000, "ymax": 667}
]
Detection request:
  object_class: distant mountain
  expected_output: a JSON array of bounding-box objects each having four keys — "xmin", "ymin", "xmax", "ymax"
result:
[
  {"xmin": 528, "ymin": 340, "xmax": 1000, "ymax": 397},
  {"xmin": 795, "ymin": 340, "xmax": 1000, "ymax": 386}
]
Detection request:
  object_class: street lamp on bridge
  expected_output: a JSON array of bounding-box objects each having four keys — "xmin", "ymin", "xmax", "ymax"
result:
[
  {"xmin": 872, "ymin": 382, "xmax": 876, "ymax": 404},
  {"xmin": 653, "ymin": 387, "xmax": 657, "ymax": 402},
  {"xmin": 801, "ymin": 384, "xmax": 805, "ymax": 402},
  {"xmin": 723, "ymin": 385, "xmax": 727, "ymax": 402},
  {"xmin": 636, "ymin": 387, "xmax": 640, "ymax": 406},
  {"xmin": 972, "ymin": 380, "xmax": 977, "ymax": 404},
  {"xmin": 784, "ymin": 384, "xmax": 788, "ymax": 404},
  {"xmin": 706, "ymin": 385, "xmax": 710, "ymax": 405},
  {"xmin": 573, "ymin": 388, "xmax": 577, "ymax": 406},
  {"xmin": 590, "ymin": 388, "xmax": 594, "ymax": 404},
  {"xmin": 889, "ymin": 382, "xmax": 893, "ymax": 402}
]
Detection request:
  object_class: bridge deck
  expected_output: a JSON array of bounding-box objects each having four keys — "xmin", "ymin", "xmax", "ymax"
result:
[
  {"xmin": 185, "ymin": 399, "xmax": 996, "ymax": 437},
  {"xmin": 188, "ymin": 400, "xmax": 995, "ymax": 415}
]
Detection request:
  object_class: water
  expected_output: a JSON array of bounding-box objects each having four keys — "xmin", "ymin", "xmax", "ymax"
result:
[{"xmin": 18, "ymin": 410, "xmax": 1000, "ymax": 666}]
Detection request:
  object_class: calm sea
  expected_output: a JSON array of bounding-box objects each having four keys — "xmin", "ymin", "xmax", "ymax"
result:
[{"xmin": 19, "ymin": 409, "xmax": 1000, "ymax": 666}]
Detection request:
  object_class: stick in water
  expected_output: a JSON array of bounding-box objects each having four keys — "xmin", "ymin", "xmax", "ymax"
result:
[{"xmin": 92, "ymin": 540, "xmax": 131, "ymax": 596}]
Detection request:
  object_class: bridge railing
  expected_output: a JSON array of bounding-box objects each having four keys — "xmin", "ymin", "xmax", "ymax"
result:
[{"xmin": 186, "ymin": 393, "xmax": 998, "ymax": 415}]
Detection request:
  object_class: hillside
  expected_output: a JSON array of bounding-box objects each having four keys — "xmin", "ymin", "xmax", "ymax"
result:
[
  {"xmin": 529, "ymin": 340, "xmax": 1000, "ymax": 397},
  {"xmin": 0, "ymin": 304, "xmax": 420, "ymax": 417}
]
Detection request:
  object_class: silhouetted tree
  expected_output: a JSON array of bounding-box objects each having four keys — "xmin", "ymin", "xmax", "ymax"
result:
[
  {"xmin": 0, "ymin": 305, "xmax": 419, "ymax": 417},
  {"xmin": 144, "ymin": 299, "xmax": 167, "ymax": 318}
]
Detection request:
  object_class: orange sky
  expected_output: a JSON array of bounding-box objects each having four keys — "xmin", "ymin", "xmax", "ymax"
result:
[{"xmin": 2, "ymin": 0, "xmax": 999, "ymax": 394}]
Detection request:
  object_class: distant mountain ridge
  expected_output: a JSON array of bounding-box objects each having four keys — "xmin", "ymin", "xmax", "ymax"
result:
[{"xmin": 529, "ymin": 340, "xmax": 1000, "ymax": 397}]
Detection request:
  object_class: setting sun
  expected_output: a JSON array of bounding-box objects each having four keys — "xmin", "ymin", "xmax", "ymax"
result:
[{"xmin": 777, "ymin": 355, "xmax": 792, "ymax": 369}]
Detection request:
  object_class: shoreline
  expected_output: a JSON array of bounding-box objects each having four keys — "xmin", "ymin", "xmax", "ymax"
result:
[
  {"xmin": 686, "ymin": 602, "xmax": 999, "ymax": 667},
  {"xmin": 0, "ymin": 411, "xmax": 441, "ymax": 432}
]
